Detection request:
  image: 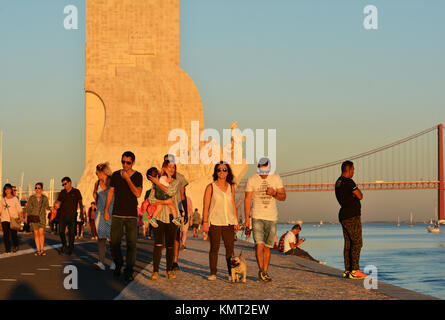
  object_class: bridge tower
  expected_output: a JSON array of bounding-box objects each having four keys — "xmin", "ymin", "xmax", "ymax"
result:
[{"xmin": 439, "ymin": 124, "xmax": 444, "ymax": 221}]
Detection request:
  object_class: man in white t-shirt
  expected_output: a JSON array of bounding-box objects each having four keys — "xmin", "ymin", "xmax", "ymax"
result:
[
  {"xmin": 282, "ymin": 224, "xmax": 324, "ymax": 264},
  {"xmin": 244, "ymin": 157, "xmax": 286, "ymax": 282}
]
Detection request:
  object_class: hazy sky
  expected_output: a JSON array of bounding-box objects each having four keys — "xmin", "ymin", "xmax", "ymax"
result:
[{"xmin": 0, "ymin": 0, "xmax": 444, "ymax": 221}]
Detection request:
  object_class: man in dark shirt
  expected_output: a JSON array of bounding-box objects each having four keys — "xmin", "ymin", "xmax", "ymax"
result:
[
  {"xmin": 55, "ymin": 177, "xmax": 83, "ymax": 256},
  {"xmin": 105, "ymin": 151, "xmax": 142, "ymax": 282},
  {"xmin": 335, "ymin": 161, "xmax": 368, "ymax": 280}
]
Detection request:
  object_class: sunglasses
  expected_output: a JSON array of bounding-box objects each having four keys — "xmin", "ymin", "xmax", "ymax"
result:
[
  {"xmin": 62, "ymin": 183, "xmax": 68, "ymax": 186},
  {"xmin": 121, "ymin": 160, "xmax": 132, "ymax": 165},
  {"xmin": 217, "ymin": 168, "xmax": 228, "ymax": 172},
  {"xmin": 35, "ymin": 187, "xmax": 42, "ymax": 190}
]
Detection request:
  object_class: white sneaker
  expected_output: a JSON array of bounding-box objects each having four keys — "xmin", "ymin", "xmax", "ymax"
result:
[
  {"xmin": 94, "ymin": 261, "xmax": 106, "ymax": 271},
  {"xmin": 109, "ymin": 261, "xmax": 116, "ymax": 270}
]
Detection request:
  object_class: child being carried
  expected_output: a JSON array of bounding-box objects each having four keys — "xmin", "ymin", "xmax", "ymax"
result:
[{"xmin": 146, "ymin": 162, "xmax": 181, "ymax": 228}]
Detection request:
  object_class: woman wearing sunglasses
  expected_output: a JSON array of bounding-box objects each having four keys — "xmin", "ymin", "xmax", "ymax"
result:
[
  {"xmin": 26, "ymin": 182, "xmax": 51, "ymax": 256},
  {"xmin": 202, "ymin": 161, "xmax": 240, "ymax": 281}
]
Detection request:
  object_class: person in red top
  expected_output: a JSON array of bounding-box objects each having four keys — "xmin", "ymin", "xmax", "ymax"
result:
[{"xmin": 88, "ymin": 202, "xmax": 98, "ymax": 240}]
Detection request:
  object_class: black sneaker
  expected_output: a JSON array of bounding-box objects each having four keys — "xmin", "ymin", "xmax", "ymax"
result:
[
  {"xmin": 124, "ymin": 273, "xmax": 134, "ymax": 283},
  {"xmin": 172, "ymin": 262, "xmax": 180, "ymax": 271},
  {"xmin": 12, "ymin": 247, "xmax": 18, "ymax": 253},
  {"xmin": 113, "ymin": 266, "xmax": 122, "ymax": 279}
]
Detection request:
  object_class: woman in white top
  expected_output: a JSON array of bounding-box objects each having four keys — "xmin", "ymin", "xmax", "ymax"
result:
[
  {"xmin": 202, "ymin": 161, "xmax": 240, "ymax": 281},
  {"xmin": 0, "ymin": 184, "xmax": 24, "ymax": 254}
]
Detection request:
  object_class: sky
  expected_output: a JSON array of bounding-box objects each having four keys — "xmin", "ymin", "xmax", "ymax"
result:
[{"xmin": 0, "ymin": 0, "xmax": 444, "ymax": 222}]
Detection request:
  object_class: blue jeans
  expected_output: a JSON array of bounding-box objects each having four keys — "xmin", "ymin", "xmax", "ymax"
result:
[
  {"xmin": 110, "ymin": 216, "xmax": 138, "ymax": 276},
  {"xmin": 252, "ymin": 218, "xmax": 277, "ymax": 248}
]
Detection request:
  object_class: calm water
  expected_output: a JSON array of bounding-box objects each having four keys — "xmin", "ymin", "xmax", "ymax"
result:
[{"xmin": 238, "ymin": 223, "xmax": 445, "ymax": 299}]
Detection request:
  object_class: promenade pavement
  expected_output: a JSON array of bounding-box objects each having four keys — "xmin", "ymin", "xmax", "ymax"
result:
[
  {"xmin": 116, "ymin": 233, "xmax": 436, "ymax": 300},
  {"xmin": 0, "ymin": 228, "xmax": 153, "ymax": 299},
  {"xmin": 1, "ymin": 227, "xmax": 436, "ymax": 300}
]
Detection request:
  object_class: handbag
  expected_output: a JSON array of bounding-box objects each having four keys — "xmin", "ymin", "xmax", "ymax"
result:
[
  {"xmin": 10, "ymin": 217, "xmax": 22, "ymax": 231},
  {"xmin": 28, "ymin": 196, "xmax": 43, "ymax": 223},
  {"xmin": 28, "ymin": 215, "xmax": 40, "ymax": 223},
  {"xmin": 3, "ymin": 199, "xmax": 22, "ymax": 231}
]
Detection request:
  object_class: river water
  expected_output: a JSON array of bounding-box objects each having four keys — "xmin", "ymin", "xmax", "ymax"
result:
[{"xmin": 238, "ymin": 222, "xmax": 445, "ymax": 299}]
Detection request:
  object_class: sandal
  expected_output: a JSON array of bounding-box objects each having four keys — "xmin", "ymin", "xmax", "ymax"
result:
[
  {"xmin": 34, "ymin": 251, "xmax": 40, "ymax": 256},
  {"xmin": 40, "ymin": 251, "xmax": 47, "ymax": 256}
]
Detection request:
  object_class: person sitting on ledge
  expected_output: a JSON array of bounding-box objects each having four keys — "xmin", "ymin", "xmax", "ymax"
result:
[{"xmin": 279, "ymin": 224, "xmax": 326, "ymax": 264}]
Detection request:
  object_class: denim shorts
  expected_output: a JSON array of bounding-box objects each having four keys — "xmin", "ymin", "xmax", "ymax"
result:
[{"xmin": 252, "ymin": 218, "xmax": 277, "ymax": 248}]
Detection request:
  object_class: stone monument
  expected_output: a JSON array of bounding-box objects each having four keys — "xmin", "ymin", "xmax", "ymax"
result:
[{"xmin": 78, "ymin": 0, "xmax": 248, "ymax": 210}]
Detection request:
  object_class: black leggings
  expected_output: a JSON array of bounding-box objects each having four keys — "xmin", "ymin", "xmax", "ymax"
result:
[
  {"xmin": 50, "ymin": 220, "xmax": 59, "ymax": 233},
  {"xmin": 76, "ymin": 221, "xmax": 84, "ymax": 236},
  {"xmin": 2, "ymin": 222, "xmax": 19, "ymax": 252},
  {"xmin": 152, "ymin": 221, "xmax": 178, "ymax": 273}
]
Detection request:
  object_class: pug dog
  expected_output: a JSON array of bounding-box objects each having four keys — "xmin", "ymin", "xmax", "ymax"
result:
[{"xmin": 230, "ymin": 252, "xmax": 247, "ymax": 283}]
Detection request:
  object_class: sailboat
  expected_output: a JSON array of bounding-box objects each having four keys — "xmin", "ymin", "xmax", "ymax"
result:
[
  {"xmin": 409, "ymin": 212, "xmax": 413, "ymax": 227},
  {"xmin": 397, "ymin": 216, "xmax": 400, "ymax": 227},
  {"xmin": 427, "ymin": 222, "xmax": 440, "ymax": 233}
]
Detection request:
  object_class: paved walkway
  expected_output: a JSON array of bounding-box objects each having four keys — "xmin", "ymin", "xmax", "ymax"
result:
[
  {"xmin": 0, "ymin": 230, "xmax": 153, "ymax": 299},
  {"xmin": 1, "ymin": 229, "xmax": 437, "ymax": 300},
  {"xmin": 116, "ymin": 234, "xmax": 436, "ymax": 300}
]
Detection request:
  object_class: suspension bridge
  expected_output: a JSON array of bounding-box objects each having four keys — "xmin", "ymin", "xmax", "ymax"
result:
[{"xmin": 236, "ymin": 124, "xmax": 445, "ymax": 222}]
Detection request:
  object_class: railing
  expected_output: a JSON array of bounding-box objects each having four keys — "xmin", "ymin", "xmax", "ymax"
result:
[{"xmin": 235, "ymin": 181, "xmax": 439, "ymax": 193}]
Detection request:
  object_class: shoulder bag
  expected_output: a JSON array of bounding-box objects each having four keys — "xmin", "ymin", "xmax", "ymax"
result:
[{"xmin": 4, "ymin": 199, "xmax": 22, "ymax": 231}]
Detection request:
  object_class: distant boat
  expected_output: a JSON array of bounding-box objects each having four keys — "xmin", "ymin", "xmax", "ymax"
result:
[
  {"xmin": 427, "ymin": 224, "xmax": 440, "ymax": 233},
  {"xmin": 397, "ymin": 216, "xmax": 400, "ymax": 227},
  {"xmin": 409, "ymin": 212, "xmax": 413, "ymax": 227},
  {"xmin": 288, "ymin": 220, "xmax": 303, "ymax": 226},
  {"xmin": 439, "ymin": 220, "xmax": 445, "ymax": 225}
]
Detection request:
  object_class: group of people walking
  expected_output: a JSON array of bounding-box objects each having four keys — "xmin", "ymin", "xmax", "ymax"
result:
[{"xmin": 0, "ymin": 152, "xmax": 368, "ymax": 282}]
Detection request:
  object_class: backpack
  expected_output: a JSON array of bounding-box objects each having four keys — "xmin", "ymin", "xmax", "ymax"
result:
[{"xmin": 277, "ymin": 232, "xmax": 287, "ymax": 252}]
